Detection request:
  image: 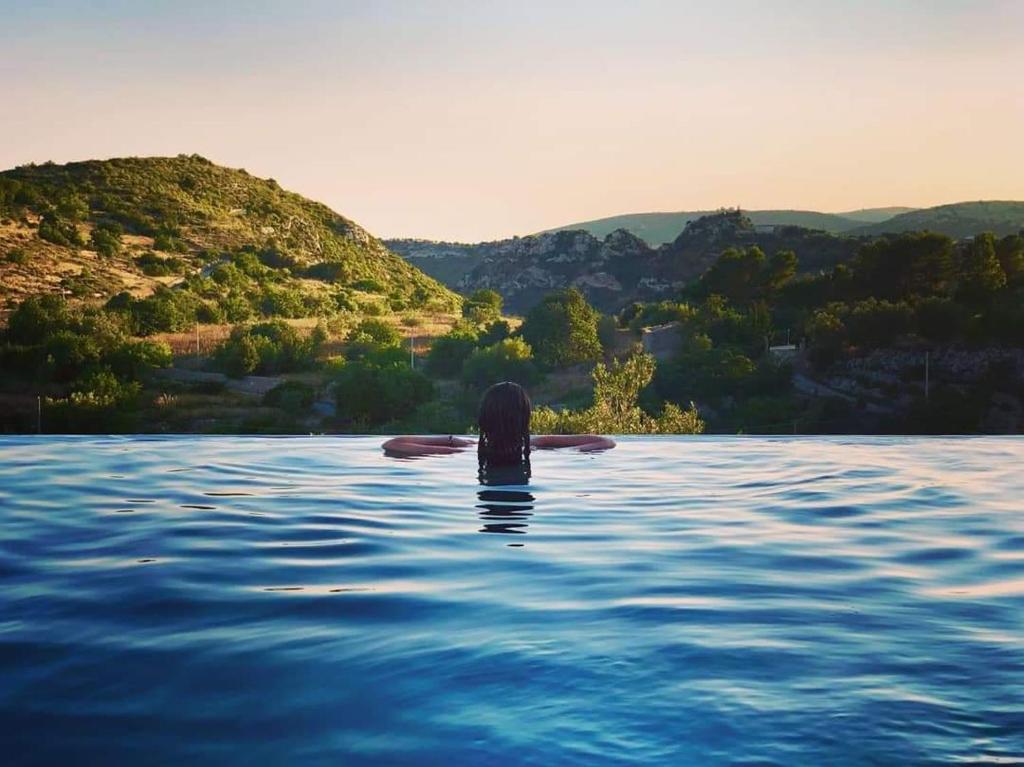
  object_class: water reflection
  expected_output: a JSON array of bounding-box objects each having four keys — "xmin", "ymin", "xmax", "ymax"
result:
[{"xmin": 477, "ymin": 461, "xmax": 534, "ymax": 537}]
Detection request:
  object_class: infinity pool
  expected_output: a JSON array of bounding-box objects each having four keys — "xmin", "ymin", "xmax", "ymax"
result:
[{"xmin": 1, "ymin": 436, "xmax": 1022, "ymax": 765}]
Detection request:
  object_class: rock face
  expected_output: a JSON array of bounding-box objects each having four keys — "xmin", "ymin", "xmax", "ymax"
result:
[{"xmin": 387, "ymin": 210, "xmax": 861, "ymax": 314}]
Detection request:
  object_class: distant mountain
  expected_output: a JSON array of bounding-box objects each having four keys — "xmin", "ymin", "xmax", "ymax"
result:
[
  {"xmin": 836, "ymin": 206, "xmax": 917, "ymax": 224},
  {"xmin": 849, "ymin": 201, "xmax": 1024, "ymax": 239},
  {"xmin": 0, "ymin": 155, "xmax": 459, "ymax": 312},
  {"xmin": 389, "ymin": 211, "xmax": 860, "ymax": 314},
  {"xmin": 540, "ymin": 209, "xmax": 864, "ymax": 245},
  {"xmin": 542, "ymin": 202, "xmax": 1024, "ymax": 245}
]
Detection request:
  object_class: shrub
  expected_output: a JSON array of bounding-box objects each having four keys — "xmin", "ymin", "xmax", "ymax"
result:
[
  {"xmin": 91, "ymin": 221, "xmax": 124, "ymax": 258},
  {"xmin": 5, "ymin": 247, "xmax": 29, "ymax": 265},
  {"xmin": 520, "ymin": 287, "xmax": 602, "ymax": 368},
  {"xmin": 107, "ymin": 340, "xmax": 173, "ymax": 379},
  {"xmin": 5, "ymin": 294, "xmax": 71, "ymax": 344},
  {"xmin": 462, "ymin": 288, "xmax": 503, "ymax": 324},
  {"xmin": 352, "ymin": 278, "xmax": 386, "ymax": 293},
  {"xmin": 43, "ymin": 369, "xmax": 142, "ymax": 433},
  {"xmin": 260, "ymin": 286, "xmax": 307, "ymax": 318},
  {"xmin": 345, "ymin": 318, "xmax": 401, "ymax": 360},
  {"xmin": 846, "ymin": 298, "xmax": 914, "ymax": 348},
  {"xmin": 38, "ymin": 212, "xmax": 85, "ymax": 247},
  {"xmin": 334, "ymin": 358, "xmax": 434, "ymax": 428},
  {"xmin": 425, "ymin": 325, "xmax": 479, "ymax": 377},
  {"xmin": 461, "ymin": 337, "xmax": 539, "ymax": 390},
  {"xmin": 915, "ymin": 297, "xmax": 965, "ymax": 343},
  {"xmin": 215, "ymin": 320, "xmax": 322, "ymax": 377},
  {"xmin": 531, "ymin": 349, "xmax": 704, "ymax": 434},
  {"xmin": 136, "ymin": 251, "xmax": 183, "ymax": 276},
  {"xmin": 263, "ymin": 380, "xmax": 316, "ymax": 413}
]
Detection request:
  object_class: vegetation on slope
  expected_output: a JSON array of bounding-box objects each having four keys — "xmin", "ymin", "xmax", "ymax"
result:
[
  {"xmin": 0, "ymin": 155, "xmax": 460, "ymax": 316},
  {"xmin": 849, "ymin": 201, "xmax": 1024, "ymax": 239}
]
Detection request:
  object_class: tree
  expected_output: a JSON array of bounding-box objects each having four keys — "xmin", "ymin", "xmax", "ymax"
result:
[
  {"xmin": 806, "ymin": 309, "xmax": 846, "ymax": 369},
  {"xmin": 425, "ymin": 324, "xmax": 479, "ymax": 377},
  {"xmin": 520, "ymin": 288, "xmax": 601, "ymax": 368},
  {"xmin": 334, "ymin": 357, "xmax": 434, "ymax": 427},
  {"xmin": 957, "ymin": 233, "xmax": 1007, "ymax": 304},
  {"xmin": 846, "ymin": 298, "xmax": 914, "ymax": 348},
  {"xmin": 90, "ymin": 221, "xmax": 123, "ymax": 258},
  {"xmin": 345, "ymin": 318, "xmax": 401, "ymax": 360},
  {"xmin": 462, "ymin": 288, "xmax": 503, "ymax": 324},
  {"xmin": 914, "ymin": 297, "xmax": 964, "ymax": 344},
  {"xmin": 531, "ymin": 348, "xmax": 704, "ymax": 434},
  {"xmin": 995, "ymin": 234, "xmax": 1024, "ymax": 283},
  {"xmin": 461, "ymin": 337, "xmax": 539, "ymax": 390},
  {"xmin": 852, "ymin": 232, "xmax": 955, "ymax": 299}
]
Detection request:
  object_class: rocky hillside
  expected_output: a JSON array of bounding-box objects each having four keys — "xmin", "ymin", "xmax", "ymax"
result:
[
  {"xmin": 542, "ymin": 201, "xmax": 1024, "ymax": 246},
  {"xmin": 540, "ymin": 209, "xmax": 866, "ymax": 245},
  {"xmin": 0, "ymin": 155, "xmax": 459, "ymax": 317},
  {"xmin": 389, "ymin": 211, "xmax": 861, "ymax": 314}
]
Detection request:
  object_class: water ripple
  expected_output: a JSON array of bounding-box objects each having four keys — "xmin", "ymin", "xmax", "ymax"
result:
[{"xmin": 0, "ymin": 435, "xmax": 1022, "ymax": 765}]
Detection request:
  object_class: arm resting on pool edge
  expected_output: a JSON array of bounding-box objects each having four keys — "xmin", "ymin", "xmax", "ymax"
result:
[
  {"xmin": 381, "ymin": 436, "xmax": 475, "ymax": 456},
  {"xmin": 530, "ymin": 435, "xmax": 616, "ymax": 451}
]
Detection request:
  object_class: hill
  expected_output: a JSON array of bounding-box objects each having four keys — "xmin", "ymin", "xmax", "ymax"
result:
[
  {"xmin": 389, "ymin": 211, "xmax": 861, "ymax": 314},
  {"xmin": 0, "ymin": 155, "xmax": 459, "ymax": 318},
  {"xmin": 836, "ymin": 206, "xmax": 917, "ymax": 224},
  {"xmin": 849, "ymin": 201, "xmax": 1024, "ymax": 239},
  {"xmin": 540, "ymin": 209, "xmax": 866, "ymax": 245}
]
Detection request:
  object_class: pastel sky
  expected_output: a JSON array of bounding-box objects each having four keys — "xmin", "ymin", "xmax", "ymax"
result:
[{"xmin": 2, "ymin": 1, "xmax": 1022, "ymax": 241}]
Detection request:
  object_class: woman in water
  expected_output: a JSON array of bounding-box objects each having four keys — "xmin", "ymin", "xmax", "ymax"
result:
[{"xmin": 381, "ymin": 381, "xmax": 614, "ymax": 460}]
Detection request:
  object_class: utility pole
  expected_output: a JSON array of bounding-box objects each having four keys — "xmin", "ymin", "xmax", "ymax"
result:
[
  {"xmin": 195, "ymin": 322, "xmax": 200, "ymax": 356},
  {"xmin": 410, "ymin": 336, "xmax": 415, "ymax": 368},
  {"xmin": 37, "ymin": 395, "xmax": 42, "ymax": 434}
]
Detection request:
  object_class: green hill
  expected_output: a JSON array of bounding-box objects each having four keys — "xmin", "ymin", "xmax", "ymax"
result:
[
  {"xmin": 849, "ymin": 201, "xmax": 1024, "ymax": 239},
  {"xmin": 0, "ymin": 155, "xmax": 459, "ymax": 317},
  {"xmin": 836, "ymin": 206, "xmax": 917, "ymax": 224}
]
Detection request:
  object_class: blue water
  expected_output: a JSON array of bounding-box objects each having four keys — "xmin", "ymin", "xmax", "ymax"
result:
[{"xmin": 1, "ymin": 436, "xmax": 1022, "ymax": 766}]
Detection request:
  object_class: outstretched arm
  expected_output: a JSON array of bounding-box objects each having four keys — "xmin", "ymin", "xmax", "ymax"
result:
[
  {"xmin": 530, "ymin": 434, "xmax": 616, "ymax": 451},
  {"xmin": 381, "ymin": 435, "xmax": 475, "ymax": 457}
]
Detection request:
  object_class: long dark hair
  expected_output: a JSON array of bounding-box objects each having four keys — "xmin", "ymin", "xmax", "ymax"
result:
[{"xmin": 477, "ymin": 381, "xmax": 531, "ymax": 467}]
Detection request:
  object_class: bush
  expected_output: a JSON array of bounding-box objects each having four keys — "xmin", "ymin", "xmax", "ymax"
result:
[
  {"xmin": 462, "ymin": 288, "xmax": 503, "ymax": 324},
  {"xmin": 216, "ymin": 320, "xmax": 322, "ymax": 377},
  {"xmin": 6, "ymin": 294, "xmax": 71, "ymax": 345},
  {"xmin": 461, "ymin": 337, "xmax": 540, "ymax": 390},
  {"xmin": 128, "ymin": 288, "xmax": 200, "ymax": 335},
  {"xmin": 43, "ymin": 369, "xmax": 142, "ymax": 433},
  {"xmin": 915, "ymin": 297, "xmax": 965, "ymax": 343},
  {"xmin": 334, "ymin": 358, "xmax": 434, "ymax": 428},
  {"xmin": 425, "ymin": 325, "xmax": 479, "ymax": 377},
  {"xmin": 260, "ymin": 286, "xmax": 307, "ymax": 318},
  {"xmin": 107, "ymin": 340, "xmax": 173, "ymax": 379},
  {"xmin": 352, "ymin": 278, "xmax": 386, "ymax": 293},
  {"xmin": 38, "ymin": 213, "xmax": 85, "ymax": 247},
  {"xmin": 531, "ymin": 349, "xmax": 704, "ymax": 434},
  {"xmin": 263, "ymin": 380, "xmax": 316, "ymax": 413},
  {"xmin": 846, "ymin": 298, "xmax": 914, "ymax": 348},
  {"xmin": 5, "ymin": 247, "xmax": 29, "ymax": 265},
  {"xmin": 136, "ymin": 251, "xmax": 183, "ymax": 276},
  {"xmin": 520, "ymin": 287, "xmax": 602, "ymax": 368},
  {"xmin": 91, "ymin": 221, "xmax": 123, "ymax": 258},
  {"xmin": 345, "ymin": 318, "xmax": 401, "ymax": 360}
]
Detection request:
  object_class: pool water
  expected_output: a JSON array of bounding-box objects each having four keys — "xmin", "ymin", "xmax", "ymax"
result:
[{"xmin": 1, "ymin": 436, "xmax": 1022, "ymax": 765}]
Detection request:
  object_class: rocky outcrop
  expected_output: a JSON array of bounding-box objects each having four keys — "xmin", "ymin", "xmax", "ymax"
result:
[{"xmin": 387, "ymin": 211, "xmax": 862, "ymax": 314}]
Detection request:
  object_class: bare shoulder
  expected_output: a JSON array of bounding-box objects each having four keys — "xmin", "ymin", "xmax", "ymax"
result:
[
  {"xmin": 381, "ymin": 435, "xmax": 475, "ymax": 457},
  {"xmin": 530, "ymin": 435, "xmax": 615, "ymax": 451}
]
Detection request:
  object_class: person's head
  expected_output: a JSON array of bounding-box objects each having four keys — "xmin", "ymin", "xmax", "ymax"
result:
[{"xmin": 477, "ymin": 381, "xmax": 531, "ymax": 466}]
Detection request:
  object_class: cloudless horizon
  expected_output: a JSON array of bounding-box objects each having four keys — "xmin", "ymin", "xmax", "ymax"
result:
[{"xmin": 2, "ymin": 0, "xmax": 1022, "ymax": 241}]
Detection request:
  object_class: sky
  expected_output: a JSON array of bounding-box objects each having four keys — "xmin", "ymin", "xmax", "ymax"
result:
[{"xmin": 1, "ymin": 0, "xmax": 1022, "ymax": 242}]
